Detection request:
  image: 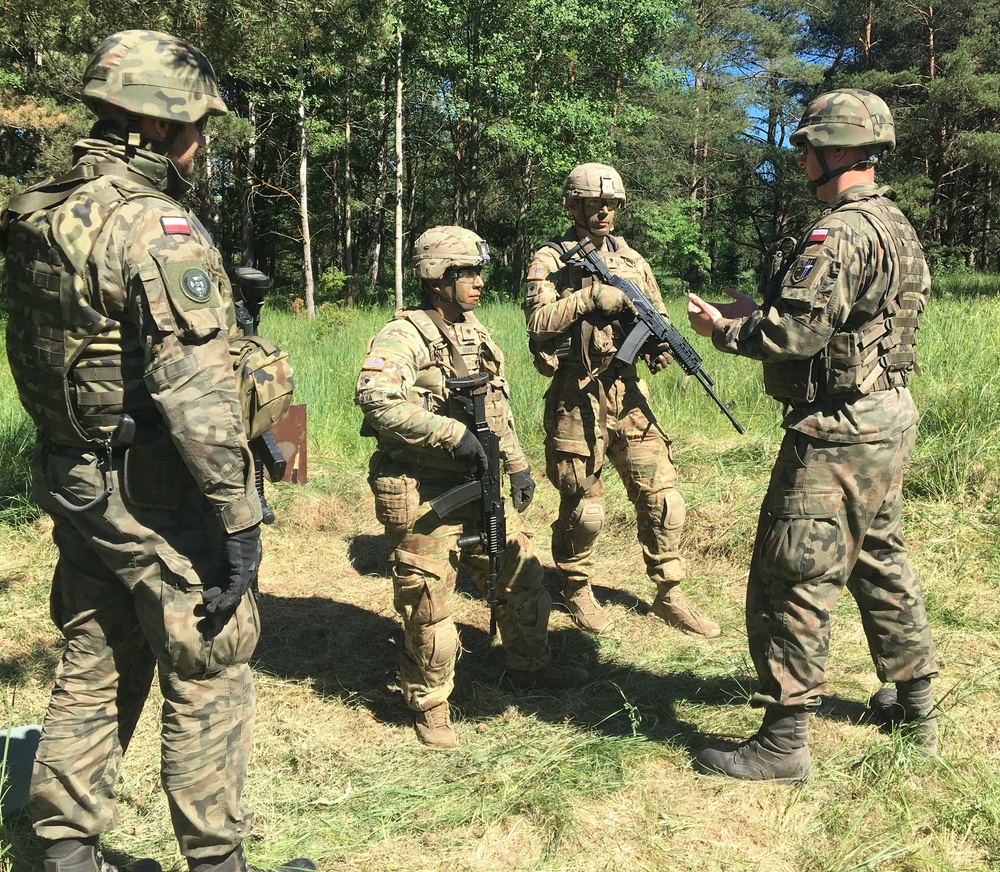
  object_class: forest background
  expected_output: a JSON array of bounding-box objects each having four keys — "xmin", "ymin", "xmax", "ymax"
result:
[{"xmin": 2, "ymin": 0, "xmax": 1000, "ymax": 307}]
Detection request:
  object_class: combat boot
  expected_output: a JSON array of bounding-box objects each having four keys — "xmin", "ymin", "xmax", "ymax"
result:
[
  {"xmin": 868, "ymin": 677, "xmax": 938, "ymax": 755},
  {"xmin": 650, "ymin": 584, "xmax": 720, "ymax": 639},
  {"xmin": 195, "ymin": 846, "xmax": 317, "ymax": 872},
  {"xmin": 693, "ymin": 705, "xmax": 812, "ymax": 783},
  {"xmin": 43, "ymin": 843, "xmax": 161, "ymax": 872},
  {"xmin": 414, "ymin": 701, "xmax": 457, "ymax": 749},
  {"xmin": 507, "ymin": 663, "xmax": 590, "ymax": 690},
  {"xmin": 563, "ymin": 582, "xmax": 613, "ymax": 634}
]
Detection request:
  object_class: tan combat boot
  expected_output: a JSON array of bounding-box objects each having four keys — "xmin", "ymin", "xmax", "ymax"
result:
[
  {"xmin": 414, "ymin": 702, "xmax": 457, "ymax": 749},
  {"xmin": 563, "ymin": 581, "xmax": 613, "ymax": 634},
  {"xmin": 650, "ymin": 584, "xmax": 720, "ymax": 638}
]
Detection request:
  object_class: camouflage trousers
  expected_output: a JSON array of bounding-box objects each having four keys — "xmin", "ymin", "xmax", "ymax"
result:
[
  {"xmin": 543, "ymin": 370, "xmax": 686, "ymax": 587},
  {"xmin": 747, "ymin": 425, "xmax": 938, "ymax": 710},
  {"xmin": 29, "ymin": 442, "xmax": 259, "ymax": 864},
  {"xmin": 370, "ymin": 455, "xmax": 551, "ymax": 711}
]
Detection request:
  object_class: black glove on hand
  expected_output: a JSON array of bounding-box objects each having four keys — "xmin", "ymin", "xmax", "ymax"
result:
[
  {"xmin": 204, "ymin": 524, "xmax": 262, "ymax": 616},
  {"xmin": 451, "ymin": 429, "xmax": 488, "ymax": 469},
  {"xmin": 509, "ymin": 468, "xmax": 535, "ymax": 513}
]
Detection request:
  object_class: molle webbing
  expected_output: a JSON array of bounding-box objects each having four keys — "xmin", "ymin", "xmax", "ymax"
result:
[
  {"xmin": 838, "ymin": 196, "xmax": 927, "ymax": 383},
  {"xmin": 764, "ymin": 195, "xmax": 927, "ymax": 402},
  {"xmin": 3, "ymin": 165, "xmax": 163, "ymax": 445}
]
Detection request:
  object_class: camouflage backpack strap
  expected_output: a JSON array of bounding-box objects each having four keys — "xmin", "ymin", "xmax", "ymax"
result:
[{"xmin": 3, "ymin": 160, "xmax": 155, "ymax": 217}]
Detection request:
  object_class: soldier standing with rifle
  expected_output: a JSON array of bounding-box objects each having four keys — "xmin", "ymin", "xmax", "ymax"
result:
[
  {"xmin": 522, "ymin": 163, "xmax": 721, "ymax": 639},
  {"xmin": 355, "ymin": 226, "xmax": 588, "ymax": 749},
  {"xmin": 688, "ymin": 90, "xmax": 939, "ymax": 782},
  {"xmin": 1, "ymin": 30, "xmax": 311, "ymax": 872}
]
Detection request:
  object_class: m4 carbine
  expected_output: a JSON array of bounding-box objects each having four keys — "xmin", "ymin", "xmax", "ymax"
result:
[
  {"xmin": 429, "ymin": 372, "xmax": 507, "ymax": 637},
  {"xmin": 561, "ymin": 238, "xmax": 745, "ymax": 434}
]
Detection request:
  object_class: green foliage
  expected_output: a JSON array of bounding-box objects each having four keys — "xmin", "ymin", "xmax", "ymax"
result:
[
  {"xmin": 315, "ymin": 266, "xmax": 351, "ymax": 306},
  {"xmin": 632, "ymin": 199, "xmax": 712, "ymax": 286}
]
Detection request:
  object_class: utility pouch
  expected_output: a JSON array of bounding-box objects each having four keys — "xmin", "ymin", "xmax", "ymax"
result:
[
  {"xmin": 124, "ymin": 434, "xmax": 184, "ymax": 510},
  {"xmin": 230, "ymin": 335, "xmax": 295, "ymax": 440}
]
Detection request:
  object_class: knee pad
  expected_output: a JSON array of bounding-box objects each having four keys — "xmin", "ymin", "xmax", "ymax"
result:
[
  {"xmin": 426, "ymin": 621, "xmax": 459, "ymax": 670},
  {"xmin": 662, "ymin": 489, "xmax": 686, "ymax": 532},
  {"xmin": 572, "ymin": 502, "xmax": 605, "ymax": 537}
]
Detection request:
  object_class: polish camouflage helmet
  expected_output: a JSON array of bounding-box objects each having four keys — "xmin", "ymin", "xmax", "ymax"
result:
[
  {"xmin": 82, "ymin": 30, "xmax": 228, "ymax": 123},
  {"xmin": 790, "ymin": 89, "xmax": 895, "ymax": 157},
  {"xmin": 411, "ymin": 226, "xmax": 491, "ymax": 280},
  {"xmin": 562, "ymin": 162, "xmax": 627, "ymax": 209}
]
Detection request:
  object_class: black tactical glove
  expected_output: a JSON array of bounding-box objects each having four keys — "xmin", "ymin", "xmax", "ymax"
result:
[
  {"xmin": 509, "ymin": 468, "xmax": 535, "ymax": 513},
  {"xmin": 203, "ymin": 524, "xmax": 262, "ymax": 616},
  {"xmin": 451, "ymin": 429, "xmax": 488, "ymax": 469}
]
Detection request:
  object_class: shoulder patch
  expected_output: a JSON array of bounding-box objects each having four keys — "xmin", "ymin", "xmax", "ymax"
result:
[
  {"xmin": 180, "ymin": 268, "xmax": 212, "ymax": 303},
  {"xmin": 807, "ymin": 228, "xmax": 829, "ymax": 245},
  {"xmin": 791, "ymin": 255, "xmax": 819, "ymax": 283},
  {"xmin": 161, "ymin": 215, "xmax": 192, "ymax": 235},
  {"xmin": 362, "ymin": 355, "xmax": 386, "ymax": 371},
  {"xmin": 526, "ymin": 266, "xmax": 547, "ymax": 280}
]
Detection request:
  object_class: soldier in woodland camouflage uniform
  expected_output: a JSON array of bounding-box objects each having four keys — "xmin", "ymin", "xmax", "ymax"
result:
[
  {"xmin": 522, "ymin": 163, "xmax": 720, "ymax": 638},
  {"xmin": 688, "ymin": 90, "xmax": 939, "ymax": 782},
  {"xmin": 355, "ymin": 226, "xmax": 589, "ymax": 749},
  {"xmin": 1, "ymin": 31, "xmax": 313, "ymax": 872}
]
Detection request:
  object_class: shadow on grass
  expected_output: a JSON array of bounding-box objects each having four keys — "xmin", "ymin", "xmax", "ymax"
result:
[{"xmin": 256, "ymin": 535, "xmax": 869, "ymax": 753}]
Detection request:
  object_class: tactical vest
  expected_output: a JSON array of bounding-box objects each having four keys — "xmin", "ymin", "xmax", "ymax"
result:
[
  {"xmin": 3, "ymin": 161, "xmax": 179, "ymax": 446},
  {"xmin": 762, "ymin": 192, "xmax": 928, "ymax": 403},
  {"xmin": 371, "ymin": 308, "xmax": 508, "ymax": 470},
  {"xmin": 530, "ymin": 234, "xmax": 646, "ymax": 378}
]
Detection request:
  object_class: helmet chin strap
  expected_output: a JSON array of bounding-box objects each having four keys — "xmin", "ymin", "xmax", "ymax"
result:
[{"xmin": 808, "ymin": 147, "xmax": 880, "ymax": 193}]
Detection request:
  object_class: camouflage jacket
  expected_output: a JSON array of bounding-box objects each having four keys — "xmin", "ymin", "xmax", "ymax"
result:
[
  {"xmin": 712, "ymin": 183, "xmax": 927, "ymax": 443},
  {"xmin": 2, "ymin": 139, "xmax": 260, "ymax": 532},
  {"xmin": 355, "ymin": 306, "xmax": 528, "ymax": 477},
  {"xmin": 523, "ymin": 228, "xmax": 667, "ymax": 379}
]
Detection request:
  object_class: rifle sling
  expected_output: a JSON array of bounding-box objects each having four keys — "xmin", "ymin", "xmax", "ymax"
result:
[{"xmin": 423, "ymin": 309, "xmax": 472, "ymax": 378}]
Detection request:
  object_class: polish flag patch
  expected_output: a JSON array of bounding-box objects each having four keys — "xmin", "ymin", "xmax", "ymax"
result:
[
  {"xmin": 160, "ymin": 215, "xmax": 191, "ymax": 235},
  {"xmin": 808, "ymin": 228, "xmax": 830, "ymax": 245}
]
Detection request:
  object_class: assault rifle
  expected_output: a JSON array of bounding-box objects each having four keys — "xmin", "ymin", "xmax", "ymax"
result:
[
  {"xmin": 429, "ymin": 372, "xmax": 507, "ymax": 637},
  {"xmin": 233, "ymin": 267, "xmax": 287, "ymax": 525},
  {"xmin": 562, "ymin": 239, "xmax": 745, "ymax": 435}
]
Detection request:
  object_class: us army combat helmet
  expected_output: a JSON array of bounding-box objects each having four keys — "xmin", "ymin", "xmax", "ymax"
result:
[
  {"xmin": 411, "ymin": 226, "xmax": 491, "ymax": 281},
  {"xmin": 790, "ymin": 89, "xmax": 895, "ymax": 158},
  {"xmin": 562, "ymin": 163, "xmax": 626, "ymax": 209},
  {"xmin": 82, "ymin": 30, "xmax": 228, "ymax": 123}
]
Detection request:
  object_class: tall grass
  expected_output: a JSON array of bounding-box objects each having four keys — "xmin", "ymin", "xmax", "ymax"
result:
[{"xmin": 251, "ymin": 283, "xmax": 1000, "ymax": 508}]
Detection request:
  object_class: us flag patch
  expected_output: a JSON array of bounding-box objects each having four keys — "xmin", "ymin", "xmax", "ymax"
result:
[
  {"xmin": 808, "ymin": 228, "xmax": 829, "ymax": 245},
  {"xmin": 526, "ymin": 266, "xmax": 546, "ymax": 280},
  {"xmin": 362, "ymin": 355, "xmax": 386, "ymax": 371},
  {"xmin": 161, "ymin": 216, "xmax": 191, "ymax": 235}
]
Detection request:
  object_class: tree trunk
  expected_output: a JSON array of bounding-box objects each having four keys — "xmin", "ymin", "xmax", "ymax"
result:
[
  {"xmin": 298, "ymin": 83, "xmax": 316, "ymax": 317},
  {"xmin": 366, "ymin": 70, "xmax": 390, "ymax": 292},
  {"xmin": 343, "ymin": 78, "xmax": 355, "ymax": 308},
  {"xmin": 394, "ymin": 21, "xmax": 404, "ymax": 310},
  {"xmin": 241, "ymin": 98, "xmax": 257, "ymax": 267}
]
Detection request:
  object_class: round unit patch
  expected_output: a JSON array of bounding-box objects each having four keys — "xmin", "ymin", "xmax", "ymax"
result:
[{"xmin": 181, "ymin": 268, "xmax": 213, "ymax": 303}]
